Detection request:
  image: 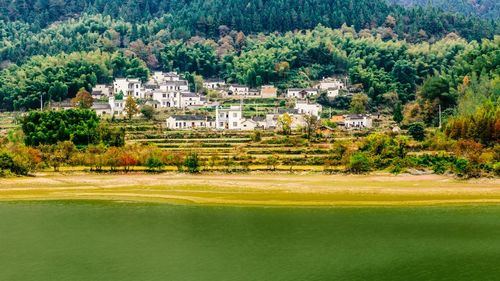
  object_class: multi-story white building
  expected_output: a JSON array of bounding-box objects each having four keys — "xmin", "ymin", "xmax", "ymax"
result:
[
  {"xmin": 113, "ymin": 78, "xmax": 142, "ymax": 98},
  {"xmin": 108, "ymin": 96, "xmax": 125, "ymax": 115},
  {"xmin": 159, "ymin": 80, "xmax": 189, "ymax": 92},
  {"xmin": 216, "ymin": 105, "xmax": 243, "ymax": 130}
]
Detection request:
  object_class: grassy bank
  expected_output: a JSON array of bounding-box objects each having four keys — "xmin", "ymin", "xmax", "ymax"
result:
[{"xmin": 1, "ymin": 173, "xmax": 499, "ymax": 207}]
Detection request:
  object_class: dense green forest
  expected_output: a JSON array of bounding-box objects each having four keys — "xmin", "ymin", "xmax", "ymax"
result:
[
  {"xmin": 0, "ymin": 0, "xmax": 498, "ymax": 138},
  {"xmin": 0, "ymin": 0, "xmax": 498, "ymax": 40},
  {"xmin": 391, "ymin": 0, "xmax": 500, "ymax": 19},
  {"xmin": 1, "ymin": 23, "xmax": 498, "ymax": 116}
]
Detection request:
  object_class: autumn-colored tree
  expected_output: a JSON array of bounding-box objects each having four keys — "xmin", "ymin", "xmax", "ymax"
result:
[
  {"xmin": 104, "ymin": 147, "xmax": 121, "ymax": 171},
  {"xmin": 118, "ymin": 149, "xmax": 138, "ymax": 172},
  {"xmin": 277, "ymin": 113, "xmax": 292, "ymax": 135},
  {"xmin": 385, "ymin": 15, "xmax": 396, "ymax": 28},
  {"xmin": 454, "ymin": 140, "xmax": 483, "ymax": 164},
  {"xmin": 71, "ymin": 88, "xmax": 93, "ymax": 109},
  {"xmin": 124, "ymin": 96, "xmax": 140, "ymax": 120},
  {"xmin": 86, "ymin": 143, "xmax": 106, "ymax": 171}
]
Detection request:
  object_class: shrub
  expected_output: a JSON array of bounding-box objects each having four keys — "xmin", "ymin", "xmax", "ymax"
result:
[
  {"xmin": 0, "ymin": 152, "xmax": 29, "ymax": 176},
  {"xmin": 454, "ymin": 159, "xmax": 481, "ymax": 178},
  {"xmin": 408, "ymin": 122, "xmax": 426, "ymax": 141},
  {"xmin": 347, "ymin": 152, "xmax": 372, "ymax": 174},
  {"xmin": 146, "ymin": 156, "xmax": 164, "ymax": 172},
  {"xmin": 141, "ymin": 105, "xmax": 156, "ymax": 120},
  {"xmin": 494, "ymin": 162, "xmax": 500, "ymax": 177},
  {"xmin": 265, "ymin": 155, "xmax": 280, "ymax": 170},
  {"xmin": 251, "ymin": 131, "xmax": 262, "ymax": 142},
  {"xmin": 184, "ymin": 153, "xmax": 200, "ymax": 173}
]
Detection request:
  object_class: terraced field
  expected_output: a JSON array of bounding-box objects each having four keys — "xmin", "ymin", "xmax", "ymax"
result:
[
  {"xmin": 0, "ymin": 113, "xmax": 19, "ymax": 134},
  {"xmin": 118, "ymin": 119, "xmax": 351, "ymax": 171}
]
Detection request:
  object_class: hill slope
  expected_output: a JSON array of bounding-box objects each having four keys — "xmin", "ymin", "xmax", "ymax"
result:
[{"xmin": 390, "ymin": 0, "xmax": 500, "ymax": 19}]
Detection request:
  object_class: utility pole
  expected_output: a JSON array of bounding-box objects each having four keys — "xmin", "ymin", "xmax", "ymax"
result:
[
  {"xmin": 438, "ymin": 104, "xmax": 442, "ymax": 129},
  {"xmin": 40, "ymin": 94, "xmax": 43, "ymax": 111}
]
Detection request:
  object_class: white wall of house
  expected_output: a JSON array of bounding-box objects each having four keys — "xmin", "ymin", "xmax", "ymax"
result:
[
  {"xmin": 241, "ymin": 119, "xmax": 257, "ymax": 131},
  {"xmin": 286, "ymin": 89, "xmax": 318, "ymax": 99},
  {"xmin": 166, "ymin": 117, "xmax": 215, "ymax": 130},
  {"xmin": 295, "ymin": 102, "xmax": 322, "ymax": 117},
  {"xmin": 154, "ymin": 71, "xmax": 181, "ymax": 82},
  {"xmin": 344, "ymin": 115, "xmax": 373, "ymax": 128},
  {"xmin": 180, "ymin": 94, "xmax": 205, "ymax": 108},
  {"xmin": 114, "ymin": 78, "xmax": 142, "ymax": 98},
  {"xmin": 317, "ymin": 78, "xmax": 346, "ymax": 90},
  {"xmin": 229, "ymin": 85, "xmax": 249, "ymax": 96},
  {"xmin": 203, "ymin": 80, "xmax": 226, "ymax": 89},
  {"xmin": 326, "ymin": 89, "xmax": 340, "ymax": 98},
  {"xmin": 216, "ymin": 106, "xmax": 243, "ymax": 130},
  {"xmin": 108, "ymin": 97, "xmax": 124, "ymax": 115}
]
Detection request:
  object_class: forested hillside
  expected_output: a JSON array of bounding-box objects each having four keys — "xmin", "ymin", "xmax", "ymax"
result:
[
  {"xmin": 0, "ymin": 0, "xmax": 498, "ymax": 40},
  {"xmin": 390, "ymin": 0, "xmax": 500, "ymax": 19},
  {"xmin": 0, "ymin": 0, "xmax": 498, "ymax": 133}
]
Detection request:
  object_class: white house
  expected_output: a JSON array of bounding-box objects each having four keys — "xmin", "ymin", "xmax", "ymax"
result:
[
  {"xmin": 91, "ymin": 84, "xmax": 112, "ymax": 99},
  {"xmin": 316, "ymin": 77, "xmax": 346, "ymax": 90},
  {"xmin": 113, "ymin": 78, "xmax": 142, "ymax": 98},
  {"xmin": 166, "ymin": 115, "xmax": 216, "ymax": 130},
  {"xmin": 180, "ymin": 93, "xmax": 205, "ymax": 108},
  {"xmin": 241, "ymin": 119, "xmax": 258, "ymax": 131},
  {"xmin": 108, "ymin": 96, "xmax": 124, "ymax": 115},
  {"xmin": 286, "ymin": 88, "xmax": 318, "ymax": 99},
  {"xmin": 203, "ymin": 79, "xmax": 226, "ymax": 89},
  {"xmin": 216, "ymin": 105, "xmax": 243, "ymax": 130},
  {"xmin": 91, "ymin": 102, "xmax": 112, "ymax": 116},
  {"xmin": 153, "ymin": 71, "xmax": 182, "ymax": 82},
  {"xmin": 344, "ymin": 114, "xmax": 373, "ymax": 128},
  {"xmin": 159, "ymin": 80, "xmax": 189, "ymax": 92},
  {"xmin": 295, "ymin": 102, "xmax": 323, "ymax": 117},
  {"xmin": 228, "ymin": 85, "xmax": 249, "ymax": 96},
  {"xmin": 326, "ymin": 88, "xmax": 340, "ymax": 98},
  {"xmin": 252, "ymin": 116, "xmax": 267, "ymax": 128},
  {"xmin": 149, "ymin": 90, "xmax": 179, "ymax": 108}
]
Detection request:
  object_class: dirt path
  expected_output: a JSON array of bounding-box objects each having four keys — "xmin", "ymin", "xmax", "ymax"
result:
[{"xmin": 1, "ymin": 173, "xmax": 499, "ymax": 206}]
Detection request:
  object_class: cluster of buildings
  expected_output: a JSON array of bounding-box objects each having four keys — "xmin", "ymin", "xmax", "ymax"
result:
[
  {"xmin": 85, "ymin": 73, "xmax": 349, "ymax": 117},
  {"xmin": 202, "ymin": 81, "xmax": 278, "ymax": 99},
  {"xmin": 285, "ymin": 77, "xmax": 347, "ymax": 99},
  {"xmin": 58, "ymin": 72, "xmax": 370, "ymax": 131},
  {"xmin": 89, "ymin": 72, "xmax": 207, "ymax": 116},
  {"xmin": 166, "ymin": 105, "xmax": 315, "ymax": 131}
]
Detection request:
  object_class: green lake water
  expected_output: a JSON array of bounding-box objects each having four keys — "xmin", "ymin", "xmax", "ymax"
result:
[{"xmin": 1, "ymin": 202, "xmax": 500, "ymax": 281}]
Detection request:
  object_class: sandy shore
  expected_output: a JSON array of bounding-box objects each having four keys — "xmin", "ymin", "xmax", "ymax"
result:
[{"xmin": 1, "ymin": 173, "xmax": 499, "ymax": 206}]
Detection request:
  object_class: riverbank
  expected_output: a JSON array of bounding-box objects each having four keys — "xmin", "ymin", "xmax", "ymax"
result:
[{"xmin": 1, "ymin": 173, "xmax": 499, "ymax": 206}]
